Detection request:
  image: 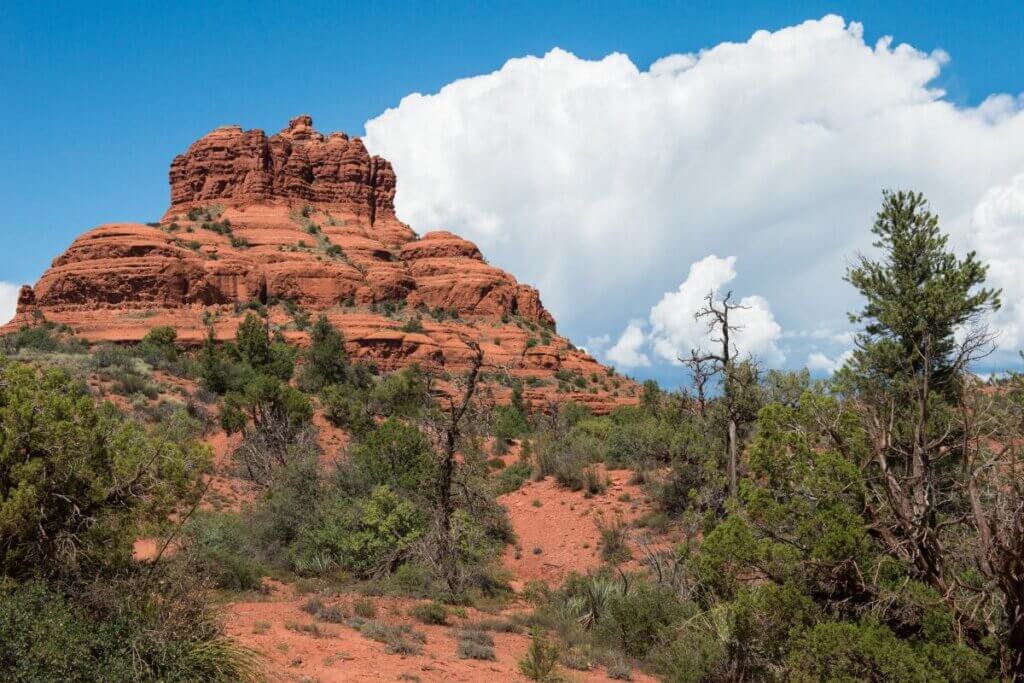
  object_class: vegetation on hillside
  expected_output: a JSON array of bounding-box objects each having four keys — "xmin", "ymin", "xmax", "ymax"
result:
[{"xmin": 1, "ymin": 190, "xmax": 1022, "ymax": 680}]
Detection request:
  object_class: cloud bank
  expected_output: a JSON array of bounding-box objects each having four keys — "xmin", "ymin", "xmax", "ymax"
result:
[
  {"xmin": 0, "ymin": 282, "xmax": 19, "ymax": 325},
  {"xmin": 364, "ymin": 15, "xmax": 1024, "ymax": 376},
  {"xmin": 969, "ymin": 175, "xmax": 1024, "ymax": 350}
]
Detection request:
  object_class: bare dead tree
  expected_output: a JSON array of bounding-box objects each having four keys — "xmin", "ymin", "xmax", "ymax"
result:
[
  {"xmin": 679, "ymin": 348, "xmax": 719, "ymax": 420},
  {"xmin": 692, "ymin": 289, "xmax": 749, "ymax": 498}
]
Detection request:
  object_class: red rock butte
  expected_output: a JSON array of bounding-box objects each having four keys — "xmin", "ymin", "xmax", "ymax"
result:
[{"xmin": 4, "ymin": 115, "xmax": 637, "ymax": 412}]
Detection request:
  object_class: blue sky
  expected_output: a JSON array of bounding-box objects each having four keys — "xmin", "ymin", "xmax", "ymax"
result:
[{"xmin": 3, "ymin": 2, "xmax": 1024, "ymax": 384}]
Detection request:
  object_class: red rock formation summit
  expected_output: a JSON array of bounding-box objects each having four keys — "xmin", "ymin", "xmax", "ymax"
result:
[{"xmin": 4, "ymin": 116, "xmax": 636, "ymax": 412}]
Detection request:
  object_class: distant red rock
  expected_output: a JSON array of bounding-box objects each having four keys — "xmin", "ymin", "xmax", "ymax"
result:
[{"xmin": 4, "ymin": 116, "xmax": 635, "ymax": 412}]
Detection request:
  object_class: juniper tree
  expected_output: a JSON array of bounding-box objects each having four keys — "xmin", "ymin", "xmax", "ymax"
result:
[{"xmin": 839, "ymin": 190, "xmax": 1000, "ymax": 593}]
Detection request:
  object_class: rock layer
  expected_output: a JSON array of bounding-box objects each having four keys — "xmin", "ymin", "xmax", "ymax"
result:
[{"xmin": 4, "ymin": 117, "xmax": 636, "ymax": 412}]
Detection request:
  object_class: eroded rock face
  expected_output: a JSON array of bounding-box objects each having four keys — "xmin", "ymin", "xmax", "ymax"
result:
[
  {"xmin": 170, "ymin": 115, "xmax": 396, "ymax": 223},
  {"xmin": 5, "ymin": 117, "xmax": 636, "ymax": 412}
]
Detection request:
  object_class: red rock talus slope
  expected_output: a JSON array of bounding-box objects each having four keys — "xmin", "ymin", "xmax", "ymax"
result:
[{"xmin": 4, "ymin": 116, "xmax": 636, "ymax": 412}]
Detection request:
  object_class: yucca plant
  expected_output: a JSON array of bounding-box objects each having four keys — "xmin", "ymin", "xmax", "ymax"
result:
[{"xmin": 577, "ymin": 576, "xmax": 619, "ymax": 630}]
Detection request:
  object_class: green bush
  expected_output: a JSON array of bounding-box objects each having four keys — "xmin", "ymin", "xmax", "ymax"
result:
[
  {"xmin": 596, "ymin": 579, "xmax": 686, "ymax": 659},
  {"xmin": 2, "ymin": 321, "xmax": 87, "ymax": 354},
  {"xmin": 290, "ymin": 485, "xmax": 424, "ymax": 577},
  {"xmin": 249, "ymin": 449, "xmax": 321, "ymax": 560},
  {"xmin": 0, "ymin": 564, "xmax": 260, "ymax": 682},
  {"xmin": 138, "ymin": 325, "xmax": 179, "ymax": 365},
  {"xmin": 354, "ymin": 597, "xmax": 377, "ymax": 618},
  {"xmin": 91, "ymin": 342, "xmax": 136, "ymax": 370},
  {"xmin": 401, "ymin": 315, "xmax": 425, "ymax": 333},
  {"xmin": 351, "ymin": 419, "xmax": 435, "ymax": 493},
  {"xmin": 410, "ymin": 601, "xmax": 448, "ymax": 625},
  {"xmin": 519, "ymin": 628, "xmax": 560, "ymax": 681},
  {"xmin": 185, "ymin": 511, "xmax": 265, "ymax": 591},
  {"xmin": 369, "ymin": 365, "xmax": 429, "ymax": 418},
  {"xmin": 784, "ymin": 618, "xmax": 986, "ymax": 682},
  {"xmin": 0, "ymin": 360, "xmax": 209, "ymax": 579},
  {"xmin": 298, "ymin": 315, "xmax": 347, "ymax": 392},
  {"xmin": 321, "ymin": 382, "xmax": 374, "ymax": 438}
]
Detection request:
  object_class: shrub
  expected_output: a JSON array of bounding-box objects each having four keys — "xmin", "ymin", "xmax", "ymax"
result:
[
  {"xmin": 138, "ymin": 325, "xmax": 179, "ymax": 365},
  {"xmin": 317, "ymin": 604, "xmax": 346, "ymax": 623},
  {"xmin": 457, "ymin": 629, "xmax": 495, "ymax": 646},
  {"xmin": 91, "ymin": 343, "xmax": 135, "ymax": 370},
  {"xmin": 2, "ymin": 321, "xmax": 87, "ymax": 354},
  {"xmin": 0, "ymin": 361, "xmax": 209, "ymax": 579},
  {"xmin": 358, "ymin": 620, "xmax": 426, "ymax": 655},
  {"xmin": 401, "ymin": 315, "xmax": 425, "ymax": 333},
  {"xmin": 583, "ymin": 466, "xmax": 606, "ymax": 496},
  {"xmin": 0, "ymin": 574, "xmax": 261, "ymax": 682},
  {"xmin": 476, "ymin": 618, "xmax": 521, "ymax": 633},
  {"xmin": 239, "ymin": 314, "xmax": 295, "ymax": 378},
  {"xmin": 369, "ymin": 365, "xmax": 429, "ymax": 418},
  {"xmin": 387, "ymin": 637, "xmax": 423, "ymax": 655},
  {"xmin": 596, "ymin": 513, "xmax": 631, "ymax": 564},
  {"xmin": 185, "ymin": 511, "xmax": 266, "ymax": 591},
  {"xmin": 248, "ymin": 446, "xmax": 321, "ymax": 560},
  {"xmin": 321, "ymin": 383, "xmax": 374, "ymax": 438},
  {"xmin": 560, "ymin": 647, "xmax": 593, "ymax": 671},
  {"xmin": 410, "ymin": 601, "xmax": 449, "ymax": 625},
  {"xmin": 221, "ymin": 376, "xmax": 314, "ymax": 485},
  {"xmin": 553, "ymin": 448, "xmax": 588, "ymax": 491},
  {"xmin": 388, "ymin": 562, "xmax": 436, "ymax": 598},
  {"xmin": 354, "ymin": 597, "xmax": 377, "ymax": 619},
  {"xmin": 607, "ymin": 659, "xmax": 633, "ymax": 680},
  {"xmin": 290, "ymin": 486, "xmax": 425, "ymax": 577},
  {"xmin": 784, "ymin": 618, "xmax": 968, "ymax": 682},
  {"xmin": 597, "ymin": 579, "xmax": 685, "ymax": 659},
  {"xmin": 519, "ymin": 628, "xmax": 560, "ymax": 681},
  {"xmin": 298, "ymin": 316, "xmax": 347, "ymax": 392},
  {"xmin": 457, "ymin": 638, "xmax": 496, "ymax": 660},
  {"xmin": 351, "ymin": 419, "xmax": 435, "ymax": 493}
]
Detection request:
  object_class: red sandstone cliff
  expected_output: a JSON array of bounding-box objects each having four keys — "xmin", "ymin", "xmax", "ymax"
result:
[{"xmin": 3, "ymin": 116, "xmax": 636, "ymax": 412}]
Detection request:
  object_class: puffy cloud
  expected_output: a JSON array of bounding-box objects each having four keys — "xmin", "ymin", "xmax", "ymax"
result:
[
  {"xmin": 603, "ymin": 255, "xmax": 782, "ymax": 369},
  {"xmin": 969, "ymin": 175, "xmax": 1024, "ymax": 350},
  {"xmin": 647, "ymin": 255, "xmax": 783, "ymax": 365},
  {"xmin": 807, "ymin": 349, "xmax": 854, "ymax": 374},
  {"xmin": 0, "ymin": 282, "xmax": 18, "ymax": 325},
  {"xmin": 606, "ymin": 321, "xmax": 651, "ymax": 368},
  {"xmin": 365, "ymin": 15, "xmax": 1024, "ymax": 373}
]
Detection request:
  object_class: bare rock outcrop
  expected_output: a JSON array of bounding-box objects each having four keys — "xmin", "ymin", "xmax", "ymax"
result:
[{"xmin": 4, "ymin": 117, "xmax": 636, "ymax": 412}]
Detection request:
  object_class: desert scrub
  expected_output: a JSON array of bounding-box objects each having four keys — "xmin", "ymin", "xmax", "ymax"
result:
[
  {"xmin": 410, "ymin": 601, "xmax": 448, "ymax": 625},
  {"xmin": 354, "ymin": 597, "xmax": 377, "ymax": 619},
  {"xmin": 457, "ymin": 633, "xmax": 496, "ymax": 661},
  {"xmin": 519, "ymin": 628, "xmax": 560, "ymax": 681},
  {"xmin": 596, "ymin": 513, "xmax": 631, "ymax": 564}
]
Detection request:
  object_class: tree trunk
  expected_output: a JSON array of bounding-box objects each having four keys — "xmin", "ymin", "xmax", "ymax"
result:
[
  {"xmin": 727, "ymin": 417, "xmax": 738, "ymax": 498},
  {"xmin": 435, "ymin": 429, "xmax": 457, "ymax": 593}
]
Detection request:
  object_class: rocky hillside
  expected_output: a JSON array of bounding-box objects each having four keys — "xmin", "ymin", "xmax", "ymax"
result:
[{"xmin": 4, "ymin": 115, "xmax": 636, "ymax": 412}]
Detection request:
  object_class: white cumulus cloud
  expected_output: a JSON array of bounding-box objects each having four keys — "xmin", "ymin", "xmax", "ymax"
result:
[
  {"xmin": 969, "ymin": 175, "xmax": 1024, "ymax": 350},
  {"xmin": 604, "ymin": 255, "xmax": 782, "ymax": 369},
  {"xmin": 807, "ymin": 349, "xmax": 854, "ymax": 374},
  {"xmin": 0, "ymin": 282, "xmax": 19, "ymax": 325},
  {"xmin": 606, "ymin": 321, "xmax": 651, "ymax": 368},
  {"xmin": 364, "ymin": 15, "xmax": 1024, "ymax": 373},
  {"xmin": 648, "ymin": 255, "xmax": 783, "ymax": 365}
]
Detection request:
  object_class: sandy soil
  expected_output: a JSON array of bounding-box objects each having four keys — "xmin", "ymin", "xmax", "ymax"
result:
[
  {"xmin": 225, "ymin": 589, "xmax": 655, "ymax": 682},
  {"xmin": 499, "ymin": 468, "xmax": 649, "ymax": 588},
  {"xmin": 121, "ymin": 376, "xmax": 661, "ymax": 681}
]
